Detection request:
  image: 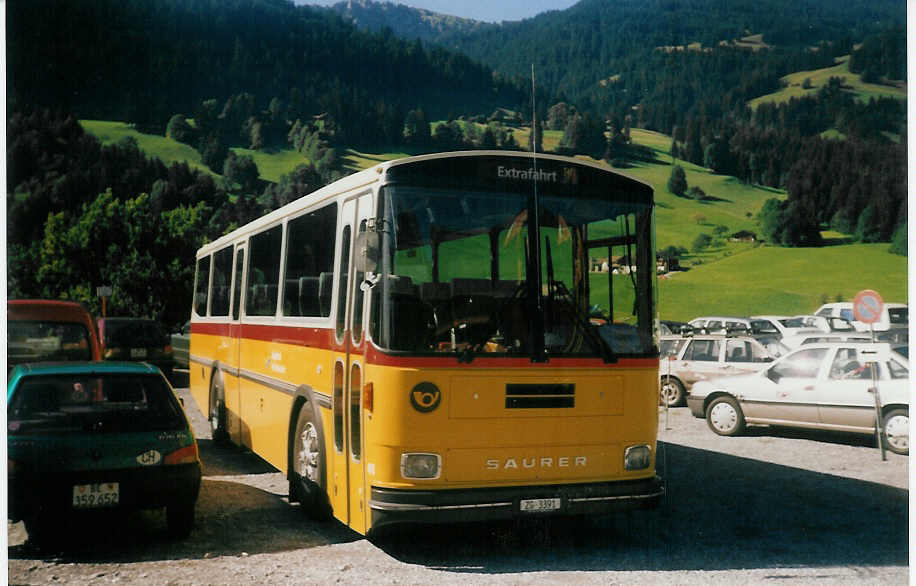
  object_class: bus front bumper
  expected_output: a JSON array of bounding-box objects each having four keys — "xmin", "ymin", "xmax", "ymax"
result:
[{"xmin": 369, "ymin": 476, "xmax": 664, "ymax": 530}]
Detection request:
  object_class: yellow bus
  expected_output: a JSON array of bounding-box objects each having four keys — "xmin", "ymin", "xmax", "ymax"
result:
[{"xmin": 188, "ymin": 151, "xmax": 663, "ymax": 535}]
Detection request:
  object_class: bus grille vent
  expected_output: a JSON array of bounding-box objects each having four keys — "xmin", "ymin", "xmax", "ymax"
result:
[{"xmin": 505, "ymin": 384, "xmax": 575, "ymax": 409}]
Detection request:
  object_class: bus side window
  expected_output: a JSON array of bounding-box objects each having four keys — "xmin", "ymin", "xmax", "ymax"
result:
[
  {"xmin": 336, "ymin": 226, "xmax": 352, "ymax": 339},
  {"xmin": 247, "ymin": 225, "xmax": 283, "ymax": 317},
  {"xmin": 283, "ymin": 204, "xmax": 338, "ymax": 318},
  {"xmin": 194, "ymin": 255, "xmax": 211, "ymax": 316}
]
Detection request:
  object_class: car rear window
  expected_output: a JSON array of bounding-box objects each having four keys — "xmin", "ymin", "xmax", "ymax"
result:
[
  {"xmin": 888, "ymin": 308, "xmax": 908, "ymax": 324},
  {"xmin": 103, "ymin": 321, "xmax": 169, "ymax": 347},
  {"xmin": 8, "ymin": 320, "xmax": 94, "ymax": 365},
  {"xmin": 8, "ymin": 373, "xmax": 186, "ymax": 435}
]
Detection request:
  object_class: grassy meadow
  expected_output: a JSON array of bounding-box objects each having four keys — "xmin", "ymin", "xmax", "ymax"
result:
[
  {"xmin": 81, "ymin": 120, "xmax": 217, "ymax": 176},
  {"xmin": 749, "ymin": 55, "xmax": 906, "ymax": 109},
  {"xmin": 80, "ymin": 119, "xmax": 907, "ymax": 322}
]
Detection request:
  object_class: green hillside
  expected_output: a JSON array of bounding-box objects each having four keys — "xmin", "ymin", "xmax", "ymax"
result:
[
  {"xmin": 656, "ymin": 243, "xmax": 907, "ymax": 321},
  {"xmin": 81, "ymin": 120, "xmax": 216, "ymax": 177},
  {"xmin": 749, "ymin": 55, "xmax": 905, "ymax": 109}
]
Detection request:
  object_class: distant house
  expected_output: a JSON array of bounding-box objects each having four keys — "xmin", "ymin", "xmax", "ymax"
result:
[{"xmin": 730, "ymin": 230, "xmax": 757, "ymax": 242}]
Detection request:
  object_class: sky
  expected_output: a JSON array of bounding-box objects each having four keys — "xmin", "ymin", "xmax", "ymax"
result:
[{"xmin": 303, "ymin": 0, "xmax": 581, "ymax": 23}]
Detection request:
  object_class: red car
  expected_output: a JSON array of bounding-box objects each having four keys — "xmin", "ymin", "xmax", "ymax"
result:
[{"xmin": 7, "ymin": 300, "xmax": 101, "ymax": 368}]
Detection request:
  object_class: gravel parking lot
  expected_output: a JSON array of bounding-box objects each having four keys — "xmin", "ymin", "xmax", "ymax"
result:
[{"xmin": 7, "ymin": 374, "xmax": 909, "ymax": 585}]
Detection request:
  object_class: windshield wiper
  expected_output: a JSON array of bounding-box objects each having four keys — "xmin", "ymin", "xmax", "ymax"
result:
[{"xmin": 549, "ymin": 279, "xmax": 618, "ymax": 364}]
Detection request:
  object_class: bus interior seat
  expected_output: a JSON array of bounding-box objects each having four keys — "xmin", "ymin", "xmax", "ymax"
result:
[
  {"xmin": 297, "ymin": 276, "xmax": 320, "ymax": 316},
  {"xmin": 318, "ymin": 272, "xmax": 334, "ymax": 316}
]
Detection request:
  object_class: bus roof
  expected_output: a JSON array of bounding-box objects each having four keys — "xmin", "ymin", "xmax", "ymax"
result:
[{"xmin": 197, "ymin": 151, "xmax": 653, "ymax": 257}]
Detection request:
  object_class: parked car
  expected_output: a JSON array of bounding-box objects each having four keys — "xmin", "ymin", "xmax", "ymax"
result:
[
  {"xmin": 7, "ymin": 361, "xmax": 202, "ymax": 545},
  {"xmin": 791, "ymin": 314, "xmax": 856, "ymax": 333},
  {"xmin": 779, "ymin": 331, "xmax": 872, "ymax": 350},
  {"xmin": 659, "ymin": 320, "xmax": 691, "ymax": 336},
  {"xmin": 97, "ymin": 317, "xmax": 175, "ymax": 378},
  {"xmin": 687, "ymin": 343, "xmax": 909, "ymax": 455},
  {"xmin": 171, "ymin": 321, "xmax": 191, "ymax": 369},
  {"xmin": 7, "ymin": 299, "xmax": 101, "ymax": 368},
  {"xmin": 686, "ymin": 316, "xmax": 755, "ymax": 336},
  {"xmin": 750, "ymin": 315, "xmax": 823, "ymax": 339},
  {"xmin": 658, "ymin": 334, "xmax": 775, "ymax": 407},
  {"xmin": 815, "ymin": 302, "xmax": 908, "ymax": 333}
]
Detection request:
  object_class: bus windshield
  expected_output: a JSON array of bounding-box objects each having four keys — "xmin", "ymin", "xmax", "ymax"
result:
[{"xmin": 369, "ymin": 179, "xmax": 655, "ymax": 360}]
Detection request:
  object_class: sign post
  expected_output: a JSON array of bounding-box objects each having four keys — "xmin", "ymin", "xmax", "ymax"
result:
[
  {"xmin": 853, "ymin": 289, "xmax": 885, "ymax": 461},
  {"xmin": 97, "ymin": 286, "xmax": 112, "ymax": 319}
]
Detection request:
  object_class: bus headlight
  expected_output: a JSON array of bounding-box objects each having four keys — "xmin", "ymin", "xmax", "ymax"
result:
[
  {"xmin": 624, "ymin": 445, "xmax": 652, "ymax": 470},
  {"xmin": 400, "ymin": 453, "xmax": 441, "ymax": 479}
]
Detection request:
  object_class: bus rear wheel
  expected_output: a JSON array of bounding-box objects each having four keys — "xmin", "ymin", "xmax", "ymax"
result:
[{"xmin": 292, "ymin": 403, "xmax": 331, "ymax": 520}]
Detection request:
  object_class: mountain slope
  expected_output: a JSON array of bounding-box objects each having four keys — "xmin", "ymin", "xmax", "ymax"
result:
[
  {"xmin": 7, "ymin": 0, "xmax": 526, "ymax": 132},
  {"xmin": 326, "ymin": 0, "xmax": 494, "ymax": 42}
]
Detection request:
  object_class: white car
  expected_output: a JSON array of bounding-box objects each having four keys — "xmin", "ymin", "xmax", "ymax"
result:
[
  {"xmin": 658, "ymin": 335, "xmax": 775, "ymax": 407},
  {"xmin": 779, "ymin": 331, "xmax": 872, "ymax": 350},
  {"xmin": 815, "ymin": 302, "xmax": 908, "ymax": 333},
  {"xmin": 687, "ymin": 343, "xmax": 909, "ymax": 455},
  {"xmin": 750, "ymin": 315, "xmax": 823, "ymax": 339},
  {"xmin": 687, "ymin": 316, "xmax": 754, "ymax": 336}
]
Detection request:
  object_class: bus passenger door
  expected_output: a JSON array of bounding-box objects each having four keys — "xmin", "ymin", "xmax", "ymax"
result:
[
  {"xmin": 347, "ymin": 194, "xmax": 372, "ymax": 534},
  {"xmin": 328, "ymin": 193, "xmax": 372, "ymax": 533}
]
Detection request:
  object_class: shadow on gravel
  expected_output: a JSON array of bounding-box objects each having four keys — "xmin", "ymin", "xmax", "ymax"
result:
[
  {"xmin": 375, "ymin": 441, "xmax": 908, "ymax": 574},
  {"xmin": 8, "ymin": 439, "xmax": 360, "ymax": 563}
]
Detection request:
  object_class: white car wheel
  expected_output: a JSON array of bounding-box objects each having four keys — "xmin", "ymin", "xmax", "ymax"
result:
[
  {"xmin": 706, "ymin": 396, "xmax": 746, "ymax": 437},
  {"xmin": 659, "ymin": 378, "xmax": 686, "ymax": 407},
  {"xmin": 883, "ymin": 409, "xmax": 908, "ymax": 455}
]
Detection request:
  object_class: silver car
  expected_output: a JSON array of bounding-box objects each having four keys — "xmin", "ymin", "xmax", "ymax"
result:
[
  {"xmin": 659, "ymin": 335, "xmax": 774, "ymax": 407},
  {"xmin": 687, "ymin": 343, "xmax": 909, "ymax": 455}
]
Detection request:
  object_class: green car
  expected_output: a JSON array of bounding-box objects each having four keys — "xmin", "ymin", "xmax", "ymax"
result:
[{"xmin": 7, "ymin": 361, "xmax": 202, "ymax": 545}]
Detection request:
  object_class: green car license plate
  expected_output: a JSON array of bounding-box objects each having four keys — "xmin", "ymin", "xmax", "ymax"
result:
[
  {"xmin": 130, "ymin": 348, "xmax": 147, "ymax": 358},
  {"xmin": 72, "ymin": 483, "xmax": 120, "ymax": 508}
]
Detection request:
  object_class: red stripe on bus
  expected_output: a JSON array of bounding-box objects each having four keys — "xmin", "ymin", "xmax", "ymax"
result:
[
  {"xmin": 191, "ymin": 322, "xmax": 659, "ymax": 368},
  {"xmin": 191, "ymin": 322, "xmax": 337, "ymax": 348}
]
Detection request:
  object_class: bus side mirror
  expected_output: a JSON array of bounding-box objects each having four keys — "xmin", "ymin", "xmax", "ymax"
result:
[{"xmin": 355, "ymin": 231, "xmax": 380, "ymax": 273}]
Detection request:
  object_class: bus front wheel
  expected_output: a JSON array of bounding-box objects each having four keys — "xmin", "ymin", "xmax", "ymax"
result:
[{"xmin": 292, "ymin": 402, "xmax": 332, "ymax": 520}]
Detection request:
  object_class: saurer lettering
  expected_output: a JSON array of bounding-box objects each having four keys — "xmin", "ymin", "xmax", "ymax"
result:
[{"xmin": 486, "ymin": 456, "xmax": 587, "ymax": 470}]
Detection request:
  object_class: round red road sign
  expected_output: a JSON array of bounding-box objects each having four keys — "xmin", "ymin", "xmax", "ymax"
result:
[{"xmin": 853, "ymin": 289, "xmax": 884, "ymax": 324}]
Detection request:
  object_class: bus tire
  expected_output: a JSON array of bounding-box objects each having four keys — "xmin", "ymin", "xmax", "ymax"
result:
[
  {"xmin": 291, "ymin": 401, "xmax": 332, "ymax": 520},
  {"xmin": 208, "ymin": 372, "xmax": 229, "ymax": 442}
]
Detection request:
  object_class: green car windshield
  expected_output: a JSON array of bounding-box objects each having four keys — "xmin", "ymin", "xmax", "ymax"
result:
[{"xmin": 8, "ymin": 374, "xmax": 186, "ymax": 435}]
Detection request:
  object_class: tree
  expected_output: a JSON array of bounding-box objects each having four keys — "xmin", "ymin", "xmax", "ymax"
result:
[
  {"xmin": 223, "ymin": 152, "xmax": 260, "ymax": 194},
  {"xmin": 686, "ymin": 186, "xmax": 707, "ymax": 200},
  {"xmin": 403, "ymin": 108, "xmax": 431, "ymax": 147},
  {"xmin": 547, "ymin": 102, "xmax": 575, "ymax": 131},
  {"xmin": 692, "ymin": 233, "xmax": 713, "ymax": 251},
  {"xmin": 166, "ymin": 114, "xmax": 194, "ymax": 144},
  {"xmin": 199, "ymin": 133, "xmax": 229, "ymax": 172},
  {"xmin": 855, "ymin": 204, "xmax": 881, "ymax": 243},
  {"xmin": 888, "ymin": 223, "xmax": 907, "ymax": 256},
  {"xmin": 667, "ymin": 165, "xmax": 688, "ymax": 196}
]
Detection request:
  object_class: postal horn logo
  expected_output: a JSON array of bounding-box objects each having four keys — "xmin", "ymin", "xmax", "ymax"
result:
[{"xmin": 410, "ymin": 382, "xmax": 441, "ymax": 413}]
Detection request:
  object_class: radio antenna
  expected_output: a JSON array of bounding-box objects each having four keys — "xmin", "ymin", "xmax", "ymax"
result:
[{"xmin": 527, "ymin": 63, "xmax": 546, "ymax": 361}]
